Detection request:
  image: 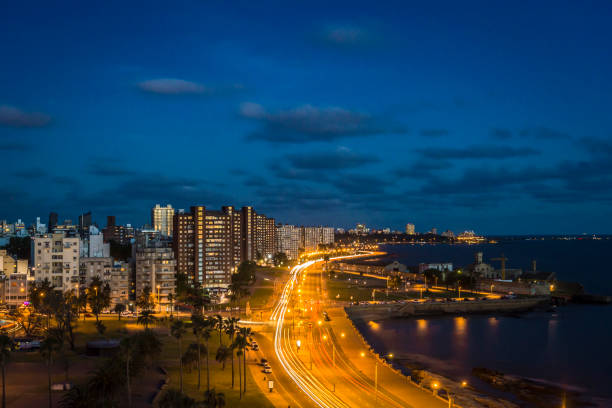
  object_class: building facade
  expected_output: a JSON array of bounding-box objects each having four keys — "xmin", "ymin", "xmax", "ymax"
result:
[
  {"xmin": 405, "ymin": 223, "xmax": 415, "ymax": 235},
  {"xmin": 152, "ymin": 204, "xmax": 175, "ymax": 237},
  {"xmin": 275, "ymin": 224, "xmax": 300, "ymax": 260},
  {"xmin": 300, "ymin": 226, "xmax": 335, "ymax": 252},
  {"xmin": 31, "ymin": 233, "xmax": 80, "ymax": 291},
  {"xmin": 134, "ymin": 231, "xmax": 176, "ymax": 311}
]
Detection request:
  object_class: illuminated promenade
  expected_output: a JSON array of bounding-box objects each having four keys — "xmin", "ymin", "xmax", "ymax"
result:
[{"xmin": 267, "ymin": 255, "xmax": 448, "ymax": 408}]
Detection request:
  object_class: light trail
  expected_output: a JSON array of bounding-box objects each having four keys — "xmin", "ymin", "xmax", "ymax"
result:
[{"xmin": 272, "ymin": 254, "xmax": 377, "ymax": 408}]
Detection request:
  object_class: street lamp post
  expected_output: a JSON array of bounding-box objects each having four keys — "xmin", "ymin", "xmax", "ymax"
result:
[{"xmin": 156, "ymin": 285, "xmax": 161, "ymax": 313}]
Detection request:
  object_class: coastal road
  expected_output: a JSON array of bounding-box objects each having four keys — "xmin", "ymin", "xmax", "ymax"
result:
[{"xmin": 269, "ymin": 256, "xmax": 448, "ymax": 408}]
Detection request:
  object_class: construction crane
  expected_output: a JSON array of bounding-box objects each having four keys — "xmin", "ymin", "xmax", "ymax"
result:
[{"xmin": 491, "ymin": 253, "xmax": 508, "ymax": 280}]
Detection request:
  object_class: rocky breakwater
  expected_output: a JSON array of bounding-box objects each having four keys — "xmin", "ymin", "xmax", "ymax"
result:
[{"xmin": 346, "ymin": 297, "xmax": 549, "ymax": 321}]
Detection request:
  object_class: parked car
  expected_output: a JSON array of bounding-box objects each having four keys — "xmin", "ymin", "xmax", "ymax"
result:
[{"xmin": 263, "ymin": 367, "xmax": 272, "ymax": 374}]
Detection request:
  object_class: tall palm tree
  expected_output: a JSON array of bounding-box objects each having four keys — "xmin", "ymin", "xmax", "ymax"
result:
[
  {"xmin": 137, "ymin": 310, "xmax": 157, "ymax": 330},
  {"xmin": 237, "ymin": 327, "xmax": 252, "ymax": 395},
  {"xmin": 0, "ymin": 335, "xmax": 13, "ymax": 408},
  {"xmin": 202, "ymin": 317, "xmax": 214, "ymax": 392},
  {"xmin": 215, "ymin": 345, "xmax": 231, "ymax": 370},
  {"xmin": 167, "ymin": 293, "xmax": 175, "ymax": 318},
  {"xmin": 120, "ymin": 336, "xmax": 135, "ymax": 408},
  {"xmin": 224, "ymin": 317, "xmax": 239, "ymax": 388},
  {"xmin": 191, "ymin": 313, "xmax": 205, "ymax": 390},
  {"xmin": 170, "ymin": 320, "xmax": 187, "ymax": 393},
  {"xmin": 157, "ymin": 388, "xmax": 198, "ymax": 408},
  {"xmin": 40, "ymin": 336, "xmax": 59, "ymax": 408},
  {"xmin": 202, "ymin": 388, "xmax": 226, "ymax": 408},
  {"xmin": 213, "ymin": 314, "xmax": 224, "ymax": 346},
  {"xmin": 235, "ymin": 348, "xmax": 243, "ymax": 399}
]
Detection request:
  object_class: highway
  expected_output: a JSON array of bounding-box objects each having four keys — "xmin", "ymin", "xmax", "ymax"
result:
[{"xmin": 268, "ymin": 255, "xmax": 448, "ymax": 408}]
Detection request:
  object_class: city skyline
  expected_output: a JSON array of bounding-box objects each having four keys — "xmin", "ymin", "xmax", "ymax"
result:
[{"xmin": 3, "ymin": 1, "xmax": 612, "ymax": 234}]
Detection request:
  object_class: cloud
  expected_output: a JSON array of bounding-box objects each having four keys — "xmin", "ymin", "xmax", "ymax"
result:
[
  {"xmin": 579, "ymin": 137, "xmax": 612, "ymax": 157},
  {"xmin": 12, "ymin": 168, "xmax": 46, "ymax": 179},
  {"xmin": 0, "ymin": 142, "xmax": 32, "ymax": 151},
  {"xmin": 394, "ymin": 160, "xmax": 453, "ymax": 178},
  {"xmin": 519, "ymin": 127, "xmax": 570, "ymax": 140},
  {"xmin": 243, "ymin": 176, "xmax": 269, "ymax": 187},
  {"xmin": 0, "ymin": 105, "xmax": 51, "ymax": 128},
  {"xmin": 490, "ymin": 128, "xmax": 513, "ymax": 139},
  {"xmin": 418, "ymin": 145, "xmax": 540, "ymax": 160},
  {"xmin": 285, "ymin": 147, "xmax": 379, "ymax": 170},
  {"xmin": 420, "ymin": 129, "xmax": 449, "ymax": 138},
  {"xmin": 267, "ymin": 162, "xmax": 331, "ymax": 183},
  {"xmin": 241, "ymin": 103, "xmax": 405, "ymax": 143},
  {"xmin": 331, "ymin": 174, "xmax": 390, "ymax": 195},
  {"xmin": 138, "ymin": 78, "xmax": 206, "ymax": 95},
  {"xmin": 318, "ymin": 24, "xmax": 376, "ymax": 47},
  {"xmin": 87, "ymin": 159, "xmax": 136, "ymax": 177}
]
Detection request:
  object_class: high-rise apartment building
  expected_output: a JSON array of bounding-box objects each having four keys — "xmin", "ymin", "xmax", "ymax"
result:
[
  {"xmin": 255, "ymin": 213, "xmax": 276, "ymax": 261},
  {"xmin": 78, "ymin": 211, "xmax": 92, "ymax": 236},
  {"xmin": 79, "ymin": 257, "xmax": 129, "ymax": 306},
  {"xmin": 31, "ymin": 233, "xmax": 80, "ymax": 291},
  {"xmin": 151, "ymin": 204, "xmax": 174, "ymax": 237},
  {"xmin": 134, "ymin": 230, "xmax": 176, "ymax": 311},
  {"xmin": 102, "ymin": 216, "xmax": 134, "ymax": 245},
  {"xmin": 405, "ymin": 223, "xmax": 415, "ymax": 235},
  {"xmin": 276, "ymin": 224, "xmax": 300, "ymax": 260},
  {"xmin": 48, "ymin": 212, "xmax": 58, "ymax": 232},
  {"xmin": 173, "ymin": 205, "xmax": 274, "ymax": 290},
  {"xmin": 300, "ymin": 226, "xmax": 335, "ymax": 251}
]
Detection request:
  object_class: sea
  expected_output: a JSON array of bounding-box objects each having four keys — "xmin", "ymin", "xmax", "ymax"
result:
[{"xmin": 354, "ymin": 239, "xmax": 612, "ymax": 406}]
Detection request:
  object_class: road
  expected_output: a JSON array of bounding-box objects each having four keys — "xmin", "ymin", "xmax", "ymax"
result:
[{"xmin": 266, "ymin": 255, "xmax": 448, "ymax": 408}]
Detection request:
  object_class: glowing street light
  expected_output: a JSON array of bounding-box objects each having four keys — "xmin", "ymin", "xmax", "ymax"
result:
[{"xmin": 296, "ymin": 339, "xmax": 301, "ymax": 351}]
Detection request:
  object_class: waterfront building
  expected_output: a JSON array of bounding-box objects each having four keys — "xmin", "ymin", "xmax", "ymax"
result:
[
  {"xmin": 405, "ymin": 223, "xmax": 415, "ymax": 235},
  {"xmin": 418, "ymin": 262, "xmax": 454, "ymax": 273},
  {"xmin": 276, "ymin": 224, "xmax": 300, "ymax": 260},
  {"xmin": 31, "ymin": 233, "xmax": 80, "ymax": 291},
  {"xmin": 441, "ymin": 229, "xmax": 455, "ymax": 238},
  {"xmin": 300, "ymin": 226, "xmax": 335, "ymax": 251},
  {"xmin": 134, "ymin": 230, "xmax": 176, "ymax": 311},
  {"xmin": 151, "ymin": 204, "xmax": 175, "ymax": 237}
]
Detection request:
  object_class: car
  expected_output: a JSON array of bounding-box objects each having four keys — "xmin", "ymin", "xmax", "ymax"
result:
[
  {"xmin": 263, "ymin": 367, "xmax": 272, "ymax": 374},
  {"xmin": 251, "ymin": 345, "xmax": 259, "ymax": 351},
  {"xmin": 260, "ymin": 358, "xmax": 268, "ymax": 365}
]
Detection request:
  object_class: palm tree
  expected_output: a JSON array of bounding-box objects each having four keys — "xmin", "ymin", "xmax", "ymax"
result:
[
  {"xmin": 0, "ymin": 335, "xmax": 13, "ymax": 408},
  {"xmin": 237, "ymin": 327, "xmax": 252, "ymax": 395},
  {"xmin": 40, "ymin": 336, "xmax": 59, "ymax": 408},
  {"xmin": 120, "ymin": 336, "xmax": 135, "ymax": 408},
  {"xmin": 235, "ymin": 348, "xmax": 243, "ymax": 399},
  {"xmin": 191, "ymin": 314, "xmax": 205, "ymax": 390},
  {"xmin": 114, "ymin": 303, "xmax": 126, "ymax": 321},
  {"xmin": 157, "ymin": 388, "xmax": 198, "ymax": 408},
  {"xmin": 213, "ymin": 314, "xmax": 224, "ymax": 346},
  {"xmin": 137, "ymin": 310, "xmax": 157, "ymax": 330},
  {"xmin": 170, "ymin": 320, "xmax": 187, "ymax": 393},
  {"xmin": 224, "ymin": 317, "xmax": 239, "ymax": 389},
  {"xmin": 202, "ymin": 388, "xmax": 226, "ymax": 408},
  {"xmin": 87, "ymin": 360, "xmax": 122, "ymax": 406},
  {"xmin": 215, "ymin": 345, "xmax": 231, "ymax": 370},
  {"xmin": 59, "ymin": 383, "xmax": 91, "ymax": 408}
]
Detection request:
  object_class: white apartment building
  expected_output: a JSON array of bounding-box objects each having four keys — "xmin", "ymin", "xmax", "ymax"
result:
[
  {"xmin": 134, "ymin": 232, "xmax": 176, "ymax": 311},
  {"xmin": 276, "ymin": 224, "xmax": 300, "ymax": 260},
  {"xmin": 152, "ymin": 204, "xmax": 175, "ymax": 237},
  {"xmin": 405, "ymin": 223, "xmax": 415, "ymax": 235},
  {"xmin": 32, "ymin": 233, "xmax": 80, "ymax": 291},
  {"xmin": 80, "ymin": 226, "xmax": 110, "ymax": 258}
]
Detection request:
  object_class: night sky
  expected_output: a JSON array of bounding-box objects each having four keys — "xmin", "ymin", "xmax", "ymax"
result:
[{"xmin": 2, "ymin": 1, "xmax": 612, "ymax": 234}]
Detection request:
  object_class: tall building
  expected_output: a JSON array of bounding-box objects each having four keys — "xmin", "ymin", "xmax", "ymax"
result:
[
  {"xmin": 300, "ymin": 226, "xmax": 335, "ymax": 251},
  {"xmin": 102, "ymin": 216, "xmax": 134, "ymax": 245},
  {"xmin": 173, "ymin": 205, "xmax": 274, "ymax": 290},
  {"xmin": 151, "ymin": 204, "xmax": 175, "ymax": 237},
  {"xmin": 31, "ymin": 233, "xmax": 80, "ymax": 291},
  {"xmin": 80, "ymin": 226, "xmax": 110, "ymax": 258},
  {"xmin": 48, "ymin": 212, "xmax": 58, "ymax": 232},
  {"xmin": 255, "ymin": 213, "xmax": 276, "ymax": 261},
  {"xmin": 134, "ymin": 230, "xmax": 176, "ymax": 311},
  {"xmin": 405, "ymin": 223, "xmax": 415, "ymax": 235},
  {"xmin": 78, "ymin": 211, "xmax": 92, "ymax": 236},
  {"xmin": 276, "ymin": 224, "xmax": 300, "ymax": 260}
]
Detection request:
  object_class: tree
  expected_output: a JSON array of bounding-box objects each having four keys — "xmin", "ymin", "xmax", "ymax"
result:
[
  {"xmin": 157, "ymin": 389, "xmax": 198, "ymax": 408},
  {"xmin": 215, "ymin": 345, "xmax": 231, "ymax": 371},
  {"xmin": 137, "ymin": 310, "xmax": 157, "ymax": 330},
  {"xmin": 170, "ymin": 320, "xmax": 187, "ymax": 393},
  {"xmin": 94, "ymin": 320, "xmax": 106, "ymax": 338},
  {"xmin": 136, "ymin": 285, "xmax": 155, "ymax": 312},
  {"xmin": 182, "ymin": 343, "xmax": 200, "ymax": 373},
  {"xmin": 202, "ymin": 388, "xmax": 226, "ymax": 408},
  {"xmin": 273, "ymin": 252, "xmax": 289, "ymax": 267},
  {"xmin": 8, "ymin": 308, "xmax": 42, "ymax": 338},
  {"xmin": 238, "ymin": 327, "xmax": 252, "ymax": 395},
  {"xmin": 213, "ymin": 314, "xmax": 224, "ymax": 346},
  {"xmin": 87, "ymin": 277, "xmax": 111, "ymax": 322},
  {"xmin": 87, "ymin": 358, "xmax": 123, "ymax": 406},
  {"xmin": 236, "ymin": 261, "xmax": 257, "ymax": 284},
  {"xmin": 224, "ymin": 317, "xmax": 239, "ymax": 389},
  {"xmin": 59, "ymin": 384, "xmax": 92, "ymax": 408},
  {"xmin": 0, "ymin": 334, "xmax": 13, "ymax": 408},
  {"xmin": 55, "ymin": 291, "xmax": 80, "ymax": 350},
  {"xmin": 120, "ymin": 336, "xmax": 135, "ymax": 408},
  {"xmin": 40, "ymin": 335, "xmax": 59, "ymax": 408},
  {"xmin": 114, "ymin": 303, "xmax": 126, "ymax": 321}
]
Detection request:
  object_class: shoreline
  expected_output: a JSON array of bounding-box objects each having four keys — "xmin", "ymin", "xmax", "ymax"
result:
[{"xmin": 344, "ymin": 306, "xmax": 609, "ymax": 408}]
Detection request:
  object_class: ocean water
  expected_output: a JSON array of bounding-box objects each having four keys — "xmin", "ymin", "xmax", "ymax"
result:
[{"xmin": 355, "ymin": 240, "xmax": 612, "ymax": 403}]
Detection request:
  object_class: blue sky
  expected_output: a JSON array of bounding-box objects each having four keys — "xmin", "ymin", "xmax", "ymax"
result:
[{"xmin": 2, "ymin": 0, "xmax": 612, "ymax": 234}]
